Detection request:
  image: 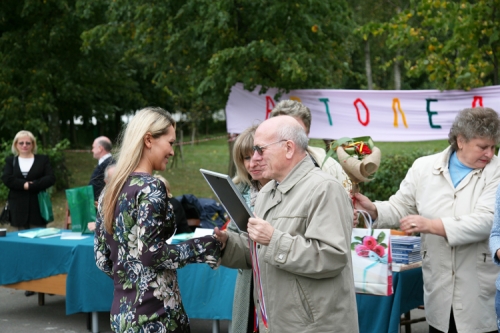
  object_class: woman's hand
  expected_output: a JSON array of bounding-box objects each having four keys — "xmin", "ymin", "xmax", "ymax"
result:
[
  {"xmin": 400, "ymin": 215, "xmax": 446, "ymax": 237},
  {"xmin": 214, "ymin": 227, "xmax": 228, "ymax": 250},
  {"xmin": 353, "ymin": 192, "xmax": 378, "ymax": 220},
  {"xmin": 23, "ymin": 182, "xmax": 29, "ymax": 190}
]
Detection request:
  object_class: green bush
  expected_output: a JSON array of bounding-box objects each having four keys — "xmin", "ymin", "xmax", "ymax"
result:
[
  {"xmin": 0, "ymin": 139, "xmax": 71, "ymax": 201},
  {"xmin": 359, "ymin": 149, "xmax": 441, "ymax": 201}
]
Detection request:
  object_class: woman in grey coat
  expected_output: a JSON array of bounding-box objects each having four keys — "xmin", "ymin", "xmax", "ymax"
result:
[{"xmin": 229, "ymin": 125, "xmax": 270, "ymax": 333}]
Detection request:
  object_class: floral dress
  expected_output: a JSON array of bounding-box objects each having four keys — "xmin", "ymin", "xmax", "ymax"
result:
[{"xmin": 94, "ymin": 172, "xmax": 222, "ymax": 333}]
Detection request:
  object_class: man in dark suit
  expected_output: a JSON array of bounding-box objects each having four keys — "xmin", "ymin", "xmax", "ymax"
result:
[{"xmin": 89, "ymin": 136, "xmax": 113, "ymax": 201}]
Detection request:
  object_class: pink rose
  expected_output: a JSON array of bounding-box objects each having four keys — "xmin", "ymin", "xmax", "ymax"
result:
[
  {"xmin": 374, "ymin": 245, "xmax": 385, "ymax": 257},
  {"xmin": 355, "ymin": 244, "xmax": 370, "ymax": 257},
  {"xmin": 362, "ymin": 236, "xmax": 377, "ymax": 250}
]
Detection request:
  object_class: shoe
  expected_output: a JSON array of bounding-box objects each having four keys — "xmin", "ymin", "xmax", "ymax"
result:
[{"xmin": 24, "ymin": 291, "xmax": 35, "ymax": 297}]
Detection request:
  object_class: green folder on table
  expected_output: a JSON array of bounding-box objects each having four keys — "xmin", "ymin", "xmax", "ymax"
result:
[{"xmin": 65, "ymin": 185, "xmax": 96, "ymax": 234}]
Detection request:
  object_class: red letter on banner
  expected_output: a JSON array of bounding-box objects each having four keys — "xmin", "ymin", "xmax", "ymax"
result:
[
  {"xmin": 265, "ymin": 96, "xmax": 275, "ymax": 119},
  {"xmin": 353, "ymin": 98, "xmax": 370, "ymax": 126},
  {"xmin": 472, "ymin": 96, "xmax": 483, "ymax": 107}
]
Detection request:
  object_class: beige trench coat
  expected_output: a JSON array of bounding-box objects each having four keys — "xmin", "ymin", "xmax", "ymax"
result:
[
  {"xmin": 307, "ymin": 146, "xmax": 352, "ymax": 193},
  {"xmin": 222, "ymin": 157, "xmax": 359, "ymax": 333},
  {"xmin": 375, "ymin": 146, "xmax": 500, "ymax": 333}
]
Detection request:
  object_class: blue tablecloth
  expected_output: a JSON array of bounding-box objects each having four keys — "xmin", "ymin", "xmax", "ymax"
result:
[
  {"xmin": 356, "ymin": 267, "xmax": 424, "ymax": 333},
  {"xmin": 0, "ymin": 230, "xmax": 237, "ymax": 319},
  {"xmin": 0, "ymin": 230, "xmax": 90, "ymax": 285},
  {"xmin": 0, "ymin": 230, "xmax": 423, "ymax": 329}
]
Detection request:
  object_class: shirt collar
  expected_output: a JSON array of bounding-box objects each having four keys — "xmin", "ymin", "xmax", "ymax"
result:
[{"xmin": 98, "ymin": 153, "xmax": 112, "ymax": 165}]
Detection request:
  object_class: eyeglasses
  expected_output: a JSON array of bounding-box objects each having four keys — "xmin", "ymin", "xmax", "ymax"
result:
[
  {"xmin": 252, "ymin": 140, "xmax": 287, "ymax": 156},
  {"xmin": 18, "ymin": 141, "xmax": 32, "ymax": 146}
]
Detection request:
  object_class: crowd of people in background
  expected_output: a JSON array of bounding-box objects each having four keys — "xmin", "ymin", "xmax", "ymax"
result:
[{"xmin": 5, "ymin": 103, "xmax": 500, "ymax": 333}]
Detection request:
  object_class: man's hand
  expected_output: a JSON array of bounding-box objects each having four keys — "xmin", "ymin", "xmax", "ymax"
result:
[
  {"xmin": 214, "ymin": 227, "xmax": 228, "ymax": 250},
  {"xmin": 248, "ymin": 217, "xmax": 274, "ymax": 246}
]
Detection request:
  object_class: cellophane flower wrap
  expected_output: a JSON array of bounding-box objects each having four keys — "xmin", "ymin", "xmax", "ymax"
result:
[
  {"xmin": 327, "ymin": 136, "xmax": 381, "ymax": 184},
  {"xmin": 351, "ymin": 210, "xmax": 393, "ymax": 296}
]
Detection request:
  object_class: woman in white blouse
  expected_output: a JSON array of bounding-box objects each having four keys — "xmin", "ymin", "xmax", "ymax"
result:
[{"xmin": 1, "ymin": 130, "xmax": 55, "ymax": 230}]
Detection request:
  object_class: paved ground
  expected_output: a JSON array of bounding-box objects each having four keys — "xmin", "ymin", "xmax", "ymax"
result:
[
  {"xmin": 0, "ymin": 287, "xmax": 230, "ymax": 333},
  {"xmin": 0, "ymin": 286, "xmax": 430, "ymax": 333}
]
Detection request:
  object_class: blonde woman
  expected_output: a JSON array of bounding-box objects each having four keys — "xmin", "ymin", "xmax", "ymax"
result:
[
  {"xmin": 94, "ymin": 107, "xmax": 222, "ymax": 333},
  {"xmin": 230, "ymin": 125, "xmax": 271, "ymax": 333},
  {"xmin": 153, "ymin": 174, "xmax": 191, "ymax": 235},
  {"xmin": 1, "ymin": 130, "xmax": 55, "ymax": 230}
]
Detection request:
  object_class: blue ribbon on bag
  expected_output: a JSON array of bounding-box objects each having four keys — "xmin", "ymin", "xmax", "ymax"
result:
[
  {"xmin": 362, "ymin": 251, "xmax": 388, "ymax": 293},
  {"xmin": 357, "ymin": 210, "xmax": 390, "ymax": 293}
]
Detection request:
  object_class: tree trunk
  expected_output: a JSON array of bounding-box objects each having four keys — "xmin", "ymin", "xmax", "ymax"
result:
[
  {"xmin": 365, "ymin": 40, "xmax": 373, "ymax": 90},
  {"xmin": 70, "ymin": 116, "xmax": 77, "ymax": 147},
  {"xmin": 48, "ymin": 111, "xmax": 61, "ymax": 146},
  {"xmin": 493, "ymin": 49, "xmax": 498, "ymax": 86},
  {"xmin": 227, "ymin": 133, "xmax": 237, "ymax": 178},
  {"xmin": 394, "ymin": 50, "xmax": 401, "ymax": 90},
  {"xmin": 393, "ymin": 6, "xmax": 402, "ymax": 90},
  {"xmin": 190, "ymin": 123, "xmax": 196, "ymax": 146},
  {"xmin": 113, "ymin": 110, "xmax": 122, "ymax": 141}
]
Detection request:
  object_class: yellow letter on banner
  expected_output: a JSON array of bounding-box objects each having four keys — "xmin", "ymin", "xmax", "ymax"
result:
[
  {"xmin": 290, "ymin": 96, "xmax": 301, "ymax": 102},
  {"xmin": 392, "ymin": 98, "xmax": 408, "ymax": 128}
]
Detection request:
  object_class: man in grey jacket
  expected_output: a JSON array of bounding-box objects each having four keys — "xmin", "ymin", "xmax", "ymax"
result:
[{"xmin": 215, "ymin": 116, "xmax": 358, "ymax": 333}]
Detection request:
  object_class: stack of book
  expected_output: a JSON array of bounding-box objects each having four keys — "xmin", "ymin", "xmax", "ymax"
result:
[{"xmin": 391, "ymin": 236, "xmax": 421, "ymax": 265}]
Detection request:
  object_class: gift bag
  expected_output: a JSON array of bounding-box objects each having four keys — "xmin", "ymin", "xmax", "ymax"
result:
[
  {"xmin": 38, "ymin": 191, "xmax": 54, "ymax": 222},
  {"xmin": 66, "ymin": 185, "xmax": 96, "ymax": 234},
  {"xmin": 351, "ymin": 210, "xmax": 393, "ymax": 296}
]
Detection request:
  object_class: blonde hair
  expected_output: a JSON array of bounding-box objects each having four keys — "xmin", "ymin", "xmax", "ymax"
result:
[
  {"xmin": 12, "ymin": 130, "xmax": 37, "ymax": 156},
  {"xmin": 102, "ymin": 107, "xmax": 176, "ymax": 234},
  {"xmin": 154, "ymin": 174, "xmax": 172, "ymax": 198},
  {"xmin": 232, "ymin": 125, "xmax": 258, "ymax": 186}
]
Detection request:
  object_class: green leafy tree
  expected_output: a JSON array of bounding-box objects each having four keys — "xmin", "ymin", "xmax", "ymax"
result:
[
  {"xmin": 83, "ymin": 0, "xmax": 357, "ymax": 126},
  {"xmin": 360, "ymin": 0, "xmax": 500, "ymax": 90},
  {"xmin": 0, "ymin": 0, "xmax": 148, "ymax": 146}
]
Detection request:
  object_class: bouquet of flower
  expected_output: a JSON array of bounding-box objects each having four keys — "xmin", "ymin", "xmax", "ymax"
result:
[{"xmin": 326, "ymin": 136, "xmax": 381, "ymax": 187}]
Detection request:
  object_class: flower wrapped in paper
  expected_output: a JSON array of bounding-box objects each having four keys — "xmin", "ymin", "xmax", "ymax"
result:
[{"xmin": 325, "ymin": 136, "xmax": 381, "ymax": 193}]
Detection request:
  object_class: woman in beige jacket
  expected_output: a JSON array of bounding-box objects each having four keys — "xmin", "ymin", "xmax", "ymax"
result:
[{"xmin": 355, "ymin": 107, "xmax": 500, "ymax": 333}]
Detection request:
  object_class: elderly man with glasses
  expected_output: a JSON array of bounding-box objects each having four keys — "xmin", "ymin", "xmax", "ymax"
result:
[{"xmin": 215, "ymin": 116, "xmax": 358, "ymax": 333}]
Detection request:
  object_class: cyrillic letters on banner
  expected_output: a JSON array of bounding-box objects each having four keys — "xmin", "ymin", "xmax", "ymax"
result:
[{"xmin": 225, "ymin": 83, "xmax": 500, "ymax": 142}]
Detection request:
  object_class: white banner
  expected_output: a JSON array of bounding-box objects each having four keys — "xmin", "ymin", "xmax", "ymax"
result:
[{"xmin": 225, "ymin": 83, "xmax": 500, "ymax": 142}]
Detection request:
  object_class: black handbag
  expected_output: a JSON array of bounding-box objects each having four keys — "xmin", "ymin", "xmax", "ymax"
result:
[
  {"xmin": 0, "ymin": 157, "xmax": 16, "ymax": 225},
  {"xmin": 0, "ymin": 201, "xmax": 11, "ymax": 225}
]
